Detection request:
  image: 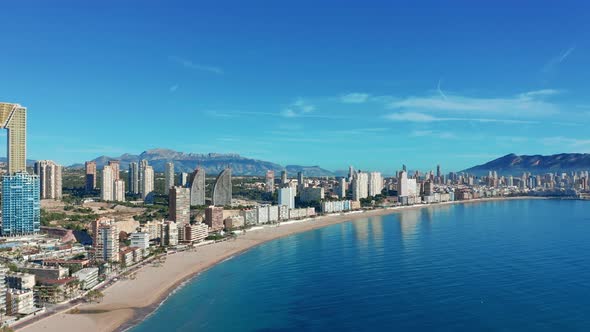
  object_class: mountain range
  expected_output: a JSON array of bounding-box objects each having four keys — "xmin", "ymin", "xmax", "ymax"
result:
[
  {"xmin": 70, "ymin": 149, "xmax": 338, "ymax": 177},
  {"xmin": 462, "ymin": 153, "xmax": 590, "ymax": 176},
  {"xmin": 65, "ymin": 150, "xmax": 590, "ymax": 177}
]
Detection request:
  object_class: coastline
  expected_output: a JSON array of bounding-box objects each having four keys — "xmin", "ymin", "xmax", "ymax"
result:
[{"xmin": 18, "ymin": 196, "xmax": 547, "ymax": 332}]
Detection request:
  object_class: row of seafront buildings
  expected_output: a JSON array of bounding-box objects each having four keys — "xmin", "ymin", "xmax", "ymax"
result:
[{"xmin": 85, "ymin": 159, "xmax": 233, "ymax": 206}]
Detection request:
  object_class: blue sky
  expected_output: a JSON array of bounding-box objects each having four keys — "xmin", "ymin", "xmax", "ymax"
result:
[{"xmin": 1, "ymin": 0, "xmax": 589, "ymax": 172}]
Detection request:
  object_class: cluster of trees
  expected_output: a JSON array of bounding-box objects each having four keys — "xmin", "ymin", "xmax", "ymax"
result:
[
  {"xmin": 133, "ymin": 203, "xmax": 169, "ymax": 223},
  {"xmin": 84, "ymin": 290, "xmax": 104, "ymax": 303},
  {"xmin": 40, "ymin": 209, "xmax": 98, "ymax": 227}
]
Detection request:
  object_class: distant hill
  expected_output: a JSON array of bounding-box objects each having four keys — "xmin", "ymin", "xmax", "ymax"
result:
[
  {"xmin": 463, "ymin": 153, "xmax": 590, "ymax": 176},
  {"xmin": 70, "ymin": 148, "xmax": 336, "ymax": 177},
  {"xmin": 0, "ymin": 157, "xmax": 36, "ymax": 167}
]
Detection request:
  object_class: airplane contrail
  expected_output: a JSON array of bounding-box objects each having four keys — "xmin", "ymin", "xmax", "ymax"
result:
[{"xmin": 437, "ymin": 79, "xmax": 448, "ymax": 100}]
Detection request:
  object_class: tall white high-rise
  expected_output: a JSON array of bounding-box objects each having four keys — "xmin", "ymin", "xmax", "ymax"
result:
[
  {"xmin": 139, "ymin": 159, "xmax": 149, "ymax": 195},
  {"xmin": 278, "ymin": 187, "xmax": 295, "ymax": 209},
  {"xmin": 165, "ymin": 162, "xmax": 175, "ymax": 193},
  {"xmin": 398, "ymin": 170, "xmax": 409, "ymax": 197},
  {"xmin": 352, "ymin": 171, "xmax": 369, "ymax": 201},
  {"xmin": 142, "ymin": 166, "xmax": 155, "ymax": 201},
  {"xmin": 178, "ymin": 172, "xmax": 189, "ymax": 187},
  {"xmin": 113, "ymin": 179, "xmax": 125, "ymax": 202},
  {"xmin": 337, "ymin": 178, "xmax": 347, "ymax": 198},
  {"xmin": 368, "ymin": 172, "xmax": 383, "ymax": 197},
  {"xmin": 128, "ymin": 162, "xmax": 139, "ymax": 194},
  {"xmin": 95, "ymin": 219, "xmax": 119, "ymax": 262},
  {"xmin": 169, "ymin": 186, "xmax": 190, "ymax": 235},
  {"xmin": 101, "ymin": 166, "xmax": 114, "ymax": 201},
  {"xmin": 34, "ymin": 160, "xmax": 63, "ymax": 200}
]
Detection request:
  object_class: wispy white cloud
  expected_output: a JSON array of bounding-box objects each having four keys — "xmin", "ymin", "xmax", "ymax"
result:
[
  {"xmin": 388, "ymin": 89, "xmax": 559, "ymax": 117},
  {"xmin": 340, "ymin": 93, "xmax": 370, "ymax": 104},
  {"xmin": 541, "ymin": 136, "xmax": 590, "ymax": 150},
  {"xmin": 386, "ymin": 112, "xmax": 437, "ymax": 122},
  {"xmin": 169, "ymin": 56, "xmax": 223, "ymax": 74},
  {"xmin": 204, "ymin": 110, "xmax": 277, "ymax": 118},
  {"xmin": 281, "ymin": 99, "xmax": 316, "ymax": 117},
  {"xmin": 204, "ymin": 108, "xmax": 348, "ymax": 120},
  {"xmin": 411, "ymin": 130, "xmax": 456, "ymax": 139},
  {"xmin": 543, "ymin": 46, "xmax": 575, "ymax": 73},
  {"xmin": 496, "ymin": 136, "xmax": 529, "ymax": 143},
  {"xmin": 518, "ymin": 89, "xmax": 560, "ymax": 98},
  {"xmin": 437, "ymin": 79, "xmax": 448, "ymax": 100},
  {"xmin": 385, "ymin": 112, "xmax": 538, "ymax": 124}
]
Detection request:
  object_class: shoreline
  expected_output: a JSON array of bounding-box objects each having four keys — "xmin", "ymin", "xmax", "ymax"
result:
[{"xmin": 18, "ymin": 196, "xmax": 549, "ymax": 332}]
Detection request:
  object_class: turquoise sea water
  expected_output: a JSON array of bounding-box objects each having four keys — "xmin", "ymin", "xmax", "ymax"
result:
[{"xmin": 130, "ymin": 199, "xmax": 590, "ymax": 331}]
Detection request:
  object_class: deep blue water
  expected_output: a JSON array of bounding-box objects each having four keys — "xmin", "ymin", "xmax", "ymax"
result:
[{"xmin": 131, "ymin": 199, "xmax": 590, "ymax": 331}]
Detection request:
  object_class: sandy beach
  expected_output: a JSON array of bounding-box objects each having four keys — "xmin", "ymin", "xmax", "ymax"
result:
[{"xmin": 18, "ymin": 197, "xmax": 540, "ymax": 332}]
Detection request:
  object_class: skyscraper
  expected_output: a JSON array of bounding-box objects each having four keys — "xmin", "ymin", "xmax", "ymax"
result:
[
  {"xmin": 212, "ymin": 168, "xmax": 232, "ymax": 206},
  {"xmin": 113, "ymin": 179, "xmax": 125, "ymax": 202},
  {"xmin": 108, "ymin": 160, "xmax": 120, "ymax": 181},
  {"xmin": 0, "ymin": 103, "xmax": 40, "ymax": 236},
  {"xmin": 94, "ymin": 218, "xmax": 119, "ymax": 262},
  {"xmin": 165, "ymin": 162, "xmax": 175, "ymax": 193},
  {"xmin": 0, "ymin": 103, "xmax": 27, "ymax": 174},
  {"xmin": 178, "ymin": 172, "xmax": 189, "ymax": 187},
  {"xmin": 1, "ymin": 173, "xmax": 40, "ymax": 236},
  {"xmin": 368, "ymin": 172, "xmax": 383, "ymax": 197},
  {"xmin": 142, "ymin": 165, "xmax": 154, "ymax": 201},
  {"xmin": 128, "ymin": 162, "xmax": 139, "ymax": 194},
  {"xmin": 265, "ymin": 170, "xmax": 275, "ymax": 193},
  {"xmin": 337, "ymin": 178, "xmax": 347, "ymax": 198},
  {"xmin": 169, "ymin": 186, "xmax": 190, "ymax": 233},
  {"xmin": 281, "ymin": 170, "xmax": 288, "ymax": 185},
  {"xmin": 352, "ymin": 171, "xmax": 369, "ymax": 201},
  {"xmin": 278, "ymin": 187, "xmax": 295, "ymax": 209},
  {"xmin": 398, "ymin": 170, "xmax": 409, "ymax": 197},
  {"xmin": 190, "ymin": 167, "xmax": 206, "ymax": 206},
  {"xmin": 34, "ymin": 160, "xmax": 63, "ymax": 200},
  {"xmin": 139, "ymin": 159, "xmax": 149, "ymax": 195},
  {"xmin": 297, "ymin": 172, "xmax": 305, "ymax": 191},
  {"xmin": 101, "ymin": 165, "xmax": 114, "ymax": 201},
  {"xmin": 85, "ymin": 161, "xmax": 97, "ymax": 192}
]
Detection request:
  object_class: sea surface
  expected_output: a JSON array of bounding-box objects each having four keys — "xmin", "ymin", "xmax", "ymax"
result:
[{"xmin": 130, "ymin": 199, "xmax": 590, "ymax": 331}]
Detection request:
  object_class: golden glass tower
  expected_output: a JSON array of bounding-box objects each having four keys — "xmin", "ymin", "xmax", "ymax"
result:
[{"xmin": 0, "ymin": 103, "xmax": 27, "ymax": 174}]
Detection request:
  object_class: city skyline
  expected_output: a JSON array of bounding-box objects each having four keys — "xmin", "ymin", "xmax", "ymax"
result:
[{"xmin": 1, "ymin": 1, "xmax": 590, "ymax": 172}]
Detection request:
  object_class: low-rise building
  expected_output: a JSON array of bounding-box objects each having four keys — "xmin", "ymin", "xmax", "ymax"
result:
[
  {"xmin": 6, "ymin": 272, "xmax": 36, "ymax": 290},
  {"xmin": 143, "ymin": 221, "xmax": 163, "ymax": 240},
  {"xmin": 0, "ymin": 266, "xmax": 7, "ymax": 310},
  {"xmin": 184, "ymin": 223, "xmax": 209, "ymax": 243},
  {"xmin": 161, "ymin": 221, "xmax": 178, "ymax": 246},
  {"xmin": 278, "ymin": 205, "xmax": 289, "ymax": 220},
  {"xmin": 35, "ymin": 277, "xmax": 80, "ymax": 304},
  {"xmin": 240, "ymin": 209, "xmax": 257, "ymax": 225},
  {"xmin": 73, "ymin": 268, "xmax": 99, "ymax": 290},
  {"xmin": 6, "ymin": 289, "xmax": 35, "ymax": 315},
  {"xmin": 299, "ymin": 187, "xmax": 325, "ymax": 203},
  {"xmin": 321, "ymin": 200, "xmax": 353, "ymax": 213},
  {"xmin": 268, "ymin": 205, "xmax": 279, "ymax": 223},
  {"xmin": 256, "ymin": 205, "xmax": 269, "ymax": 224},
  {"xmin": 205, "ymin": 206, "xmax": 224, "ymax": 231},
  {"xmin": 224, "ymin": 215, "xmax": 244, "ymax": 230},
  {"xmin": 21, "ymin": 264, "xmax": 68, "ymax": 281},
  {"xmin": 119, "ymin": 247, "xmax": 135, "ymax": 267},
  {"xmin": 130, "ymin": 232, "xmax": 150, "ymax": 254}
]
